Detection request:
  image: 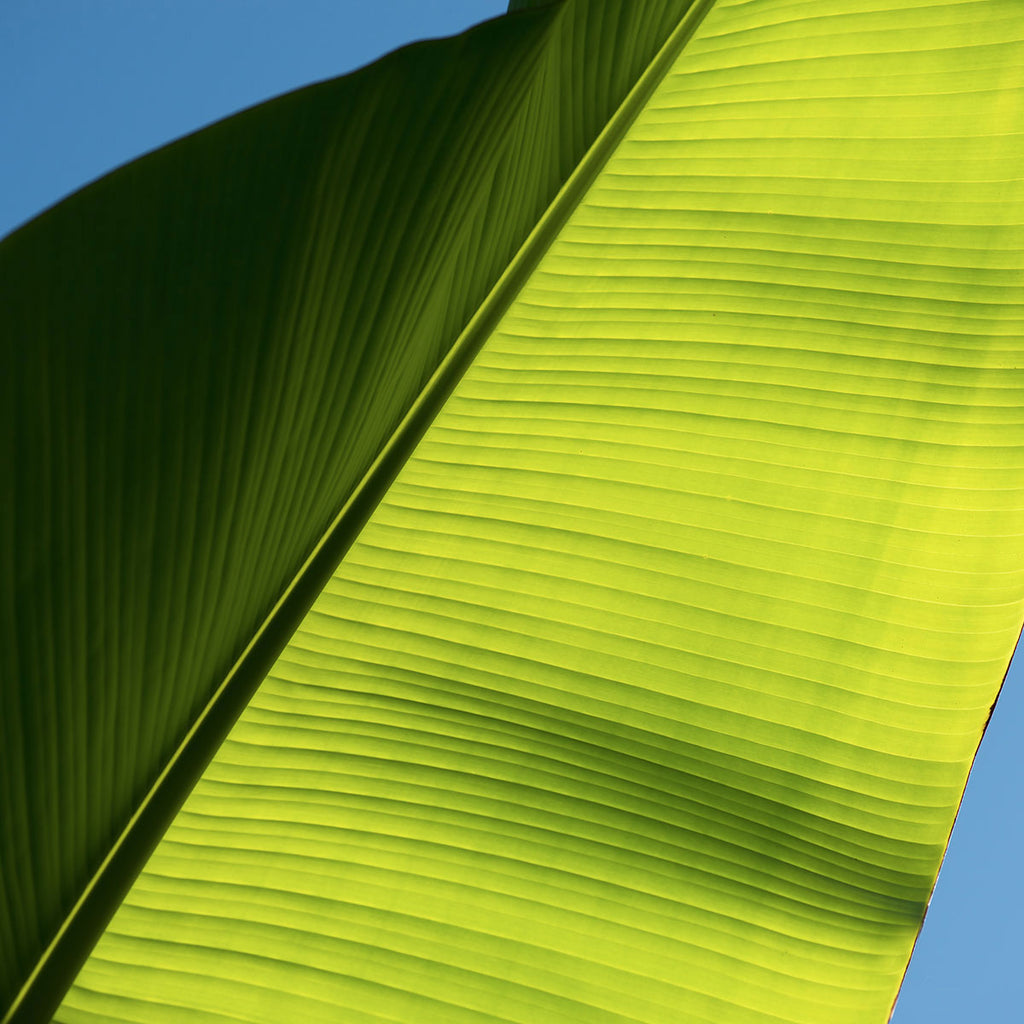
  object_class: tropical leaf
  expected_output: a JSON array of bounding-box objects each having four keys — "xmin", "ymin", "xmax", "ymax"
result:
[{"xmin": 3, "ymin": 0, "xmax": 1024, "ymax": 1021}]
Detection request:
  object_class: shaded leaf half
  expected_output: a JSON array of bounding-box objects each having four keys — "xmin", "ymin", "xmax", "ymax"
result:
[{"xmin": 0, "ymin": 0, "xmax": 706, "ymax": 1017}]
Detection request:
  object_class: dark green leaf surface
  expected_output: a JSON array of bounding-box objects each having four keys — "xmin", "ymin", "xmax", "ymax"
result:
[
  {"xmin": 0, "ymin": 1, "xmax": 706, "ymax": 1017},
  {"xmin": 42, "ymin": 0, "xmax": 1024, "ymax": 1022}
]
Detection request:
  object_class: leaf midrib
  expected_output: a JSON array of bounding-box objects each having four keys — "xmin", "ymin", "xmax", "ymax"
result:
[{"xmin": 2, "ymin": 3, "xmax": 718, "ymax": 1021}]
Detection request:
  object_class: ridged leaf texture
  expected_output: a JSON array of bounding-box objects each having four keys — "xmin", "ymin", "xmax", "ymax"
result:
[{"xmin": 4, "ymin": 0, "xmax": 1024, "ymax": 1022}]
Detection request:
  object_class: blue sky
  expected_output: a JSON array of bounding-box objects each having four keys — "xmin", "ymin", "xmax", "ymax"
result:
[{"xmin": 2, "ymin": 2, "xmax": 1020, "ymax": 1020}]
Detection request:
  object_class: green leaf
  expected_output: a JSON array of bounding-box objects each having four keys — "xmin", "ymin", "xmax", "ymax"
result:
[{"xmin": 5, "ymin": 0, "xmax": 1024, "ymax": 1022}]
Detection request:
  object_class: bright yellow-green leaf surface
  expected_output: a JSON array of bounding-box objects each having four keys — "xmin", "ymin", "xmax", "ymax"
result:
[{"xmin": 52, "ymin": 0, "xmax": 1024, "ymax": 1021}]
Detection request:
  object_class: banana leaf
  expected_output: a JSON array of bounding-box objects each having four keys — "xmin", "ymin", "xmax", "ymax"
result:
[{"xmin": 3, "ymin": 0, "xmax": 1024, "ymax": 1021}]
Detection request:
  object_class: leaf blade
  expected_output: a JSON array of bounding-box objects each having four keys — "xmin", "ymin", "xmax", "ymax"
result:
[{"xmin": 54, "ymin": 1, "xmax": 1024, "ymax": 1021}]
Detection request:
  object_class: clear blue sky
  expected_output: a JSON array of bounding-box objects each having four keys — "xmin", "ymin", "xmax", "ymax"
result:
[{"xmin": 2, "ymin": 2, "xmax": 1020, "ymax": 1020}]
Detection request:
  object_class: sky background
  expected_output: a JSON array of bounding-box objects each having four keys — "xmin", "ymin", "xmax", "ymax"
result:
[{"xmin": 2, "ymin": 2, "xmax": 1021, "ymax": 1020}]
